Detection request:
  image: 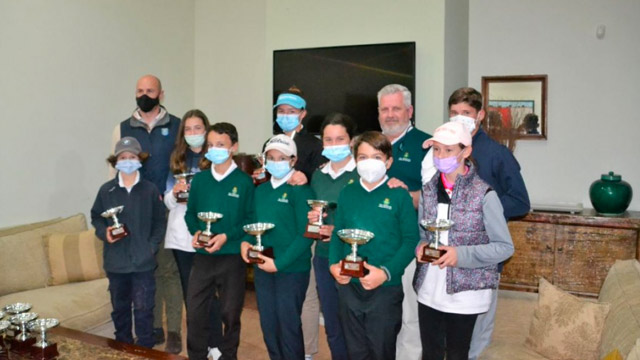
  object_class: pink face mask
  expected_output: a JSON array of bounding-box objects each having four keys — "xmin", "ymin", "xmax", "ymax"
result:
[{"xmin": 433, "ymin": 154, "xmax": 461, "ymax": 174}]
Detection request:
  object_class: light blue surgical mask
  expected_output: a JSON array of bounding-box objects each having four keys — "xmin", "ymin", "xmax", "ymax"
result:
[
  {"xmin": 185, "ymin": 133, "xmax": 205, "ymax": 148},
  {"xmin": 205, "ymin": 147, "xmax": 230, "ymax": 165},
  {"xmin": 265, "ymin": 160, "xmax": 292, "ymax": 179},
  {"xmin": 115, "ymin": 159, "xmax": 142, "ymax": 175},
  {"xmin": 322, "ymin": 144, "xmax": 351, "ymax": 163},
  {"xmin": 276, "ymin": 114, "xmax": 300, "ymax": 132}
]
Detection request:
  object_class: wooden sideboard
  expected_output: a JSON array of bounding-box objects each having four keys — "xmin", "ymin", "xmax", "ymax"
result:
[{"xmin": 500, "ymin": 210, "xmax": 640, "ymax": 297}]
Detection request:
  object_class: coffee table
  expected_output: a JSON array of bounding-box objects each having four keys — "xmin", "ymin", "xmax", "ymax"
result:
[{"xmin": 4, "ymin": 327, "xmax": 186, "ymax": 360}]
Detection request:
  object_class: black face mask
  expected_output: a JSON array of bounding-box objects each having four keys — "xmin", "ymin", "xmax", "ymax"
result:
[{"xmin": 136, "ymin": 94, "xmax": 160, "ymax": 112}]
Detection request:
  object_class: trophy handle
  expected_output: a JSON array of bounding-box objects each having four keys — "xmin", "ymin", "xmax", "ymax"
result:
[
  {"xmin": 205, "ymin": 221, "xmax": 212, "ymax": 235},
  {"xmin": 350, "ymin": 243, "xmax": 358, "ymax": 260},
  {"xmin": 255, "ymin": 233, "xmax": 262, "ymax": 248},
  {"xmin": 112, "ymin": 214, "xmax": 121, "ymax": 228}
]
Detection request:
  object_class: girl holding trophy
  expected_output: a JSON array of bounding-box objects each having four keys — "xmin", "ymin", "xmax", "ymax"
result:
[
  {"xmin": 414, "ymin": 121, "xmax": 514, "ymax": 360},
  {"xmin": 90, "ymin": 136, "xmax": 166, "ymax": 348}
]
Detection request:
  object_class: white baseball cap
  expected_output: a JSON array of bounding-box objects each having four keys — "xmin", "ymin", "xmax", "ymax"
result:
[
  {"xmin": 423, "ymin": 121, "xmax": 472, "ymax": 148},
  {"xmin": 264, "ymin": 134, "xmax": 297, "ymax": 157}
]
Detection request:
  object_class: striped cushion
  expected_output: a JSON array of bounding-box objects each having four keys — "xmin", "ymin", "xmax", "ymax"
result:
[{"xmin": 43, "ymin": 230, "xmax": 106, "ymax": 286}]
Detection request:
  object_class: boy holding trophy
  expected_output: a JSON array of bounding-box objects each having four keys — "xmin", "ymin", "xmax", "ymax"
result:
[
  {"xmin": 90, "ymin": 136, "xmax": 166, "ymax": 348},
  {"xmin": 328, "ymin": 131, "xmax": 419, "ymax": 360}
]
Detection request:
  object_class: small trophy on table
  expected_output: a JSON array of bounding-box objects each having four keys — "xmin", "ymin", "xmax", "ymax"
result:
[
  {"xmin": 243, "ymin": 223, "xmax": 275, "ymax": 264},
  {"xmin": 419, "ymin": 219, "xmax": 454, "ymax": 262},
  {"xmin": 197, "ymin": 212, "xmax": 224, "ymax": 247},
  {"xmin": 304, "ymin": 200, "xmax": 330, "ymax": 240},
  {"xmin": 174, "ymin": 172, "xmax": 194, "ymax": 203},
  {"xmin": 337, "ymin": 229, "xmax": 374, "ymax": 278},
  {"xmin": 0, "ymin": 311, "xmax": 9, "ymax": 356},
  {"xmin": 101, "ymin": 206, "xmax": 129, "ymax": 241},
  {"xmin": 3, "ymin": 303, "xmax": 32, "ymax": 338},
  {"xmin": 8, "ymin": 312, "xmax": 38, "ymax": 353},
  {"xmin": 28, "ymin": 318, "xmax": 59, "ymax": 360}
]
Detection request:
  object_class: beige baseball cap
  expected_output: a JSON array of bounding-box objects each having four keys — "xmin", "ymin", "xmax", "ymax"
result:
[
  {"xmin": 423, "ymin": 122, "xmax": 472, "ymax": 148},
  {"xmin": 264, "ymin": 134, "xmax": 297, "ymax": 157}
]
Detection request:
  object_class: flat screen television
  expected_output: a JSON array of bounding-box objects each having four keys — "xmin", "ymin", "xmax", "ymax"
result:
[{"xmin": 273, "ymin": 42, "xmax": 416, "ymax": 135}]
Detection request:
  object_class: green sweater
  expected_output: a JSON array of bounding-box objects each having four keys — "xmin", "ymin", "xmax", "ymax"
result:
[
  {"xmin": 309, "ymin": 167, "xmax": 359, "ymax": 258},
  {"xmin": 253, "ymin": 181, "xmax": 314, "ymax": 273},
  {"xmin": 388, "ymin": 127, "xmax": 431, "ymax": 191},
  {"xmin": 329, "ymin": 179, "xmax": 419, "ymax": 286},
  {"xmin": 185, "ymin": 167, "xmax": 255, "ymax": 256}
]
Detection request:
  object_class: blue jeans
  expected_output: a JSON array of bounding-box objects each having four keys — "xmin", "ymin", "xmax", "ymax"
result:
[
  {"xmin": 314, "ymin": 256, "xmax": 348, "ymax": 360},
  {"xmin": 106, "ymin": 270, "xmax": 156, "ymax": 348},
  {"xmin": 254, "ymin": 268, "xmax": 309, "ymax": 360}
]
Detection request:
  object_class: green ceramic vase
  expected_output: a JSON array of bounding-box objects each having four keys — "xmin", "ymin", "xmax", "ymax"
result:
[{"xmin": 589, "ymin": 171, "xmax": 633, "ymax": 216}]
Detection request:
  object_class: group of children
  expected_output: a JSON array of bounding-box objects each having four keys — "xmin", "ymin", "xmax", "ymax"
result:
[{"xmin": 90, "ymin": 86, "xmax": 515, "ymax": 360}]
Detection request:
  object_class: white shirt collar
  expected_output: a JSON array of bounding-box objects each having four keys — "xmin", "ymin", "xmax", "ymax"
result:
[
  {"xmin": 118, "ymin": 171, "xmax": 140, "ymax": 193},
  {"xmin": 359, "ymin": 175, "xmax": 389, "ymax": 193},
  {"xmin": 211, "ymin": 161, "xmax": 237, "ymax": 181},
  {"xmin": 270, "ymin": 169, "xmax": 294, "ymax": 189},
  {"xmin": 321, "ymin": 157, "xmax": 356, "ymax": 180},
  {"xmin": 390, "ymin": 125, "xmax": 413, "ymax": 145}
]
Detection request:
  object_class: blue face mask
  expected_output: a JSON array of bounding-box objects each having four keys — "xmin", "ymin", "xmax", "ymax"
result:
[
  {"xmin": 115, "ymin": 159, "xmax": 142, "ymax": 175},
  {"xmin": 322, "ymin": 144, "xmax": 351, "ymax": 163},
  {"xmin": 205, "ymin": 147, "xmax": 230, "ymax": 165},
  {"xmin": 265, "ymin": 160, "xmax": 292, "ymax": 179},
  {"xmin": 275, "ymin": 114, "xmax": 300, "ymax": 132}
]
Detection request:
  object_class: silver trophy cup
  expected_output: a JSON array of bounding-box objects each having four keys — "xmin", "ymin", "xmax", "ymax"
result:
[
  {"xmin": 243, "ymin": 223, "xmax": 275, "ymax": 264},
  {"xmin": 101, "ymin": 205, "xmax": 129, "ymax": 240}
]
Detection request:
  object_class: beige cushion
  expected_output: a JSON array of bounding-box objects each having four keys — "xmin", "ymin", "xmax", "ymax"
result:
[
  {"xmin": 0, "ymin": 278, "xmax": 111, "ymax": 332},
  {"xmin": 0, "ymin": 217, "xmax": 61, "ymax": 236},
  {"xmin": 0, "ymin": 213, "xmax": 87, "ymax": 296},
  {"xmin": 479, "ymin": 343, "xmax": 549, "ymax": 360},
  {"xmin": 626, "ymin": 338, "xmax": 640, "ymax": 360},
  {"xmin": 598, "ymin": 260, "xmax": 640, "ymax": 358},
  {"xmin": 43, "ymin": 229, "xmax": 106, "ymax": 286},
  {"xmin": 525, "ymin": 278, "xmax": 610, "ymax": 360}
]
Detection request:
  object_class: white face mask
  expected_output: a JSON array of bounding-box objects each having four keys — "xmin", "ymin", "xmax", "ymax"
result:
[
  {"xmin": 357, "ymin": 159, "xmax": 387, "ymax": 183},
  {"xmin": 185, "ymin": 133, "xmax": 205, "ymax": 148},
  {"xmin": 450, "ymin": 114, "xmax": 476, "ymax": 134}
]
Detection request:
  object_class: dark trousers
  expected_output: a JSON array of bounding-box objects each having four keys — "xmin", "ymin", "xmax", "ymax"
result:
[
  {"xmin": 186, "ymin": 253, "xmax": 246, "ymax": 360},
  {"xmin": 106, "ymin": 270, "xmax": 156, "ymax": 348},
  {"xmin": 313, "ymin": 256, "xmax": 348, "ymax": 360},
  {"xmin": 254, "ymin": 268, "xmax": 310, "ymax": 360},
  {"xmin": 337, "ymin": 282, "xmax": 403, "ymax": 360},
  {"xmin": 173, "ymin": 249, "xmax": 223, "ymax": 349},
  {"xmin": 418, "ymin": 303, "xmax": 478, "ymax": 360}
]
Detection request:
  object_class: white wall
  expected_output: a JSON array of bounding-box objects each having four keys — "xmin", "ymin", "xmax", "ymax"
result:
[
  {"xmin": 469, "ymin": 0, "xmax": 640, "ymax": 211},
  {"xmin": 0, "ymin": 1, "xmax": 195, "ymax": 227}
]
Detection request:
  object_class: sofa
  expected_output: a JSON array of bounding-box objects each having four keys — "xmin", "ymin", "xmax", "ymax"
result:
[
  {"xmin": 480, "ymin": 259, "xmax": 640, "ymax": 360},
  {"xmin": 0, "ymin": 214, "xmax": 112, "ymax": 332}
]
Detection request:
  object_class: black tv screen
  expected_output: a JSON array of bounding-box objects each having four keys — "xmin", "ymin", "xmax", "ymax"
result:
[{"xmin": 273, "ymin": 42, "xmax": 416, "ymax": 135}]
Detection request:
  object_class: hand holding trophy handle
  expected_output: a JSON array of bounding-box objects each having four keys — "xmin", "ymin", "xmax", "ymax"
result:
[
  {"xmin": 101, "ymin": 206, "xmax": 129, "ymax": 241},
  {"xmin": 419, "ymin": 219, "xmax": 454, "ymax": 263},
  {"xmin": 338, "ymin": 229, "xmax": 374, "ymax": 278},
  {"xmin": 304, "ymin": 200, "xmax": 330, "ymax": 240},
  {"xmin": 174, "ymin": 173, "xmax": 194, "ymax": 203},
  {"xmin": 253, "ymin": 153, "xmax": 270, "ymax": 185},
  {"xmin": 243, "ymin": 223, "xmax": 275, "ymax": 264},
  {"xmin": 197, "ymin": 212, "xmax": 224, "ymax": 247}
]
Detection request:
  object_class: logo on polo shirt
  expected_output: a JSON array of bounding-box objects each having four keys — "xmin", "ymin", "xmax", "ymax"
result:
[
  {"xmin": 398, "ymin": 151, "xmax": 411, "ymax": 163},
  {"xmin": 161, "ymin": 128, "xmax": 169, "ymax": 136},
  {"xmin": 348, "ymin": 179, "xmax": 354, "ymax": 184},
  {"xmin": 378, "ymin": 198, "xmax": 392, "ymax": 210},
  {"xmin": 278, "ymin": 192, "xmax": 289, "ymax": 203},
  {"xmin": 228, "ymin": 186, "xmax": 240, "ymax": 198}
]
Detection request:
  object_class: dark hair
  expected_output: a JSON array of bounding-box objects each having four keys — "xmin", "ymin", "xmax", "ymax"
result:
[
  {"xmin": 352, "ymin": 131, "xmax": 392, "ymax": 159},
  {"xmin": 284, "ymin": 85, "xmax": 304, "ymax": 97},
  {"xmin": 107, "ymin": 152, "xmax": 149, "ymax": 167},
  {"xmin": 448, "ymin": 87, "xmax": 483, "ymax": 112},
  {"xmin": 199, "ymin": 122, "xmax": 239, "ymax": 169},
  {"xmin": 170, "ymin": 109, "xmax": 211, "ymax": 174},
  {"xmin": 320, "ymin": 112, "xmax": 356, "ymax": 139}
]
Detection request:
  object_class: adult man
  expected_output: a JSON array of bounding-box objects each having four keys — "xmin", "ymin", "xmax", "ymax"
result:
[
  {"xmin": 421, "ymin": 87, "xmax": 530, "ymax": 359},
  {"xmin": 377, "ymin": 84, "xmax": 430, "ymax": 360},
  {"xmin": 111, "ymin": 74, "xmax": 184, "ymax": 354}
]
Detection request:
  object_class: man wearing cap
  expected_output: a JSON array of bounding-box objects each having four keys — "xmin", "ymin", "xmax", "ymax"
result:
[
  {"xmin": 111, "ymin": 74, "xmax": 183, "ymax": 351},
  {"xmin": 376, "ymin": 84, "xmax": 431, "ymax": 360},
  {"xmin": 91, "ymin": 136, "xmax": 167, "ymax": 349}
]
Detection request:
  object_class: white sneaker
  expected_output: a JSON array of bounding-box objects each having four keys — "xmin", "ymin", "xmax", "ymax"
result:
[{"xmin": 207, "ymin": 347, "xmax": 222, "ymax": 360}]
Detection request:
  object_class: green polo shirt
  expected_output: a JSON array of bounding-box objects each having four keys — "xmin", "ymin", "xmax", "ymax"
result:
[
  {"xmin": 184, "ymin": 167, "xmax": 255, "ymax": 256},
  {"xmin": 329, "ymin": 178, "xmax": 419, "ymax": 286},
  {"xmin": 253, "ymin": 180, "xmax": 314, "ymax": 273},
  {"xmin": 387, "ymin": 127, "xmax": 431, "ymax": 191},
  {"xmin": 309, "ymin": 166, "xmax": 359, "ymax": 258}
]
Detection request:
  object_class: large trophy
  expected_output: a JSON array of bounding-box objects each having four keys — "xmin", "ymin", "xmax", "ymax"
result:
[
  {"xmin": 243, "ymin": 223, "xmax": 275, "ymax": 264},
  {"xmin": 101, "ymin": 206, "xmax": 129, "ymax": 241},
  {"xmin": 253, "ymin": 153, "xmax": 270, "ymax": 186},
  {"xmin": 304, "ymin": 200, "xmax": 330, "ymax": 240},
  {"xmin": 8, "ymin": 312, "xmax": 38, "ymax": 352},
  {"xmin": 174, "ymin": 172, "xmax": 194, "ymax": 203},
  {"xmin": 419, "ymin": 219, "xmax": 454, "ymax": 262},
  {"xmin": 28, "ymin": 318, "xmax": 60, "ymax": 360},
  {"xmin": 197, "ymin": 212, "xmax": 224, "ymax": 247},
  {"xmin": 338, "ymin": 229, "xmax": 374, "ymax": 278}
]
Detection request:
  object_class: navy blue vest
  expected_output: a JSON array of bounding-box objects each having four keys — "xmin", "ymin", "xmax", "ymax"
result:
[{"xmin": 120, "ymin": 111, "xmax": 180, "ymax": 193}]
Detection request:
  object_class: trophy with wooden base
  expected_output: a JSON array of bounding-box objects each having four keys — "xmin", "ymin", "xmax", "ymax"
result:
[
  {"xmin": 174, "ymin": 173, "xmax": 194, "ymax": 203},
  {"xmin": 338, "ymin": 229, "xmax": 374, "ymax": 278},
  {"xmin": 8, "ymin": 312, "xmax": 38, "ymax": 354},
  {"xmin": 101, "ymin": 206, "xmax": 129, "ymax": 241},
  {"xmin": 419, "ymin": 219, "xmax": 454, "ymax": 262},
  {"xmin": 304, "ymin": 200, "xmax": 330, "ymax": 240},
  {"xmin": 197, "ymin": 212, "xmax": 224, "ymax": 247},
  {"xmin": 243, "ymin": 223, "xmax": 275, "ymax": 264},
  {"xmin": 253, "ymin": 153, "xmax": 270, "ymax": 186},
  {"xmin": 2, "ymin": 303, "xmax": 31, "ymax": 338},
  {"xmin": 28, "ymin": 318, "xmax": 59, "ymax": 360}
]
